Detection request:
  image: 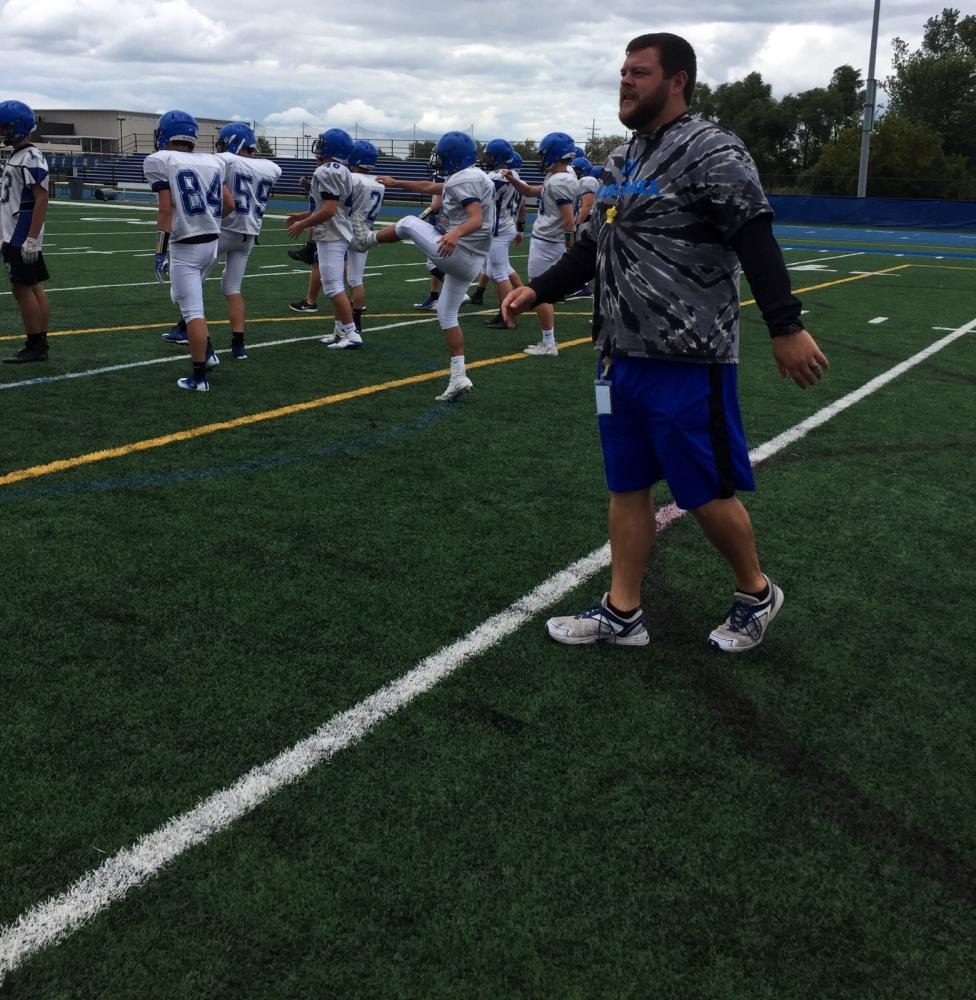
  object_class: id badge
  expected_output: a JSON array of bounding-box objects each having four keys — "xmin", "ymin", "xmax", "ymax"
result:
[{"xmin": 595, "ymin": 379, "xmax": 612, "ymax": 415}]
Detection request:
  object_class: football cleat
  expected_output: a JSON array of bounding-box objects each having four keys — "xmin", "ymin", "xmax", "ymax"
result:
[
  {"xmin": 205, "ymin": 349, "xmax": 220, "ymax": 370},
  {"xmin": 708, "ymin": 576, "xmax": 785, "ymax": 653},
  {"xmin": 289, "ymin": 300, "xmax": 318, "ymax": 313},
  {"xmin": 3, "ymin": 340, "xmax": 48, "ymax": 364},
  {"xmin": 177, "ymin": 376, "xmax": 209, "ymax": 391},
  {"xmin": 566, "ymin": 284, "xmax": 593, "ymax": 299},
  {"xmin": 413, "ymin": 294, "xmax": 438, "ymax": 311},
  {"xmin": 435, "ymin": 374, "xmax": 473, "ymax": 402},
  {"xmin": 524, "ymin": 341, "xmax": 558, "ymax": 357},
  {"xmin": 546, "ymin": 594, "xmax": 649, "ymax": 646},
  {"xmin": 326, "ymin": 333, "xmax": 363, "ymax": 350},
  {"xmin": 162, "ymin": 325, "xmax": 189, "ymax": 344},
  {"xmin": 484, "ymin": 315, "xmax": 508, "ymax": 329},
  {"xmin": 230, "ymin": 344, "xmax": 248, "ymax": 359}
]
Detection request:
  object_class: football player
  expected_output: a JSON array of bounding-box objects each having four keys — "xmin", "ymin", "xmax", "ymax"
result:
[
  {"xmin": 504, "ymin": 132, "xmax": 579, "ymax": 356},
  {"xmin": 284, "ymin": 128, "xmax": 359, "ymax": 349},
  {"xmin": 0, "ymin": 101, "xmax": 52, "ymax": 364},
  {"xmin": 163, "ymin": 123, "xmax": 281, "ymax": 359},
  {"xmin": 353, "ymin": 131, "xmax": 495, "ymax": 402},
  {"xmin": 480, "ymin": 139, "xmax": 527, "ymax": 329},
  {"xmin": 567, "ymin": 155, "xmax": 598, "ymax": 299},
  {"xmin": 143, "ymin": 110, "xmax": 230, "ymax": 391},
  {"xmin": 344, "ymin": 140, "xmax": 385, "ymax": 335}
]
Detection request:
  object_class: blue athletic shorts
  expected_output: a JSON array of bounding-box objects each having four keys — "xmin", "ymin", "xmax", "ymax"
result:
[{"xmin": 597, "ymin": 354, "xmax": 755, "ymax": 509}]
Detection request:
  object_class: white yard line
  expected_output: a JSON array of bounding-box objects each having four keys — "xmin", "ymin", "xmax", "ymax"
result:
[
  {"xmin": 0, "ymin": 317, "xmax": 441, "ymax": 390},
  {"xmin": 1, "ymin": 316, "xmax": 972, "ymax": 984},
  {"xmin": 786, "ymin": 251, "xmax": 863, "ymax": 267}
]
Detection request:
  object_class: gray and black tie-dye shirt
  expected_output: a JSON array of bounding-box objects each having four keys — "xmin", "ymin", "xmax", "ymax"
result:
[{"xmin": 587, "ymin": 114, "xmax": 771, "ymax": 363}]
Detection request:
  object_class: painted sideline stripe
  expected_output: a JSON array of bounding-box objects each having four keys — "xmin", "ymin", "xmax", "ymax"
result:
[
  {"xmin": 4, "ymin": 317, "xmax": 972, "ymax": 979},
  {"xmin": 0, "ymin": 338, "xmax": 593, "ymax": 487},
  {"xmin": 749, "ymin": 316, "xmax": 975, "ymax": 465}
]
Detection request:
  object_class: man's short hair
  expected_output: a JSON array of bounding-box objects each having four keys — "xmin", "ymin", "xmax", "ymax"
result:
[{"xmin": 626, "ymin": 32, "xmax": 697, "ymax": 104}]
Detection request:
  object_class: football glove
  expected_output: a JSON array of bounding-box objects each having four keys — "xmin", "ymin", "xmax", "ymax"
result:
[
  {"xmin": 155, "ymin": 252, "xmax": 170, "ymax": 281},
  {"xmin": 20, "ymin": 237, "xmax": 40, "ymax": 264}
]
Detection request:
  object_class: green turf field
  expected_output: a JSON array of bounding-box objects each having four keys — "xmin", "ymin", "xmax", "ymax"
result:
[{"xmin": 1, "ymin": 201, "xmax": 975, "ymax": 999}]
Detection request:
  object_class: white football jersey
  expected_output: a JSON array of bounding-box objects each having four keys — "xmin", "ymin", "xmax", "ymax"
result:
[
  {"xmin": 310, "ymin": 160, "xmax": 354, "ymax": 243},
  {"xmin": 441, "ymin": 167, "xmax": 495, "ymax": 253},
  {"xmin": 346, "ymin": 173, "xmax": 386, "ymax": 226},
  {"xmin": 575, "ymin": 174, "xmax": 599, "ymax": 213},
  {"xmin": 219, "ymin": 153, "xmax": 281, "ymax": 236},
  {"xmin": 0, "ymin": 145, "xmax": 49, "ymax": 247},
  {"xmin": 488, "ymin": 169, "xmax": 522, "ymax": 238},
  {"xmin": 143, "ymin": 150, "xmax": 227, "ymax": 242},
  {"xmin": 533, "ymin": 168, "xmax": 579, "ymax": 242}
]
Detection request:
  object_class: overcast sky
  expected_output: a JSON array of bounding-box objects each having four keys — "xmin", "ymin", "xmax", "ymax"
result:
[{"xmin": 4, "ymin": 0, "xmax": 939, "ymax": 142}]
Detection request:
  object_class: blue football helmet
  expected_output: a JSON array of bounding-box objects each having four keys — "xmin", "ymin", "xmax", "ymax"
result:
[
  {"xmin": 154, "ymin": 110, "xmax": 198, "ymax": 150},
  {"xmin": 589, "ymin": 165, "xmax": 604, "ymax": 180},
  {"xmin": 571, "ymin": 156, "xmax": 592, "ymax": 178},
  {"xmin": 575, "ymin": 145, "xmax": 586, "ymax": 158},
  {"xmin": 538, "ymin": 132, "xmax": 577, "ymax": 169},
  {"xmin": 431, "ymin": 131, "xmax": 477, "ymax": 176},
  {"xmin": 216, "ymin": 122, "xmax": 256, "ymax": 155},
  {"xmin": 509, "ymin": 152, "xmax": 523, "ymax": 171},
  {"xmin": 312, "ymin": 127, "xmax": 353, "ymax": 162},
  {"xmin": 0, "ymin": 100, "xmax": 36, "ymax": 146},
  {"xmin": 481, "ymin": 137, "xmax": 515, "ymax": 170},
  {"xmin": 348, "ymin": 139, "xmax": 379, "ymax": 169}
]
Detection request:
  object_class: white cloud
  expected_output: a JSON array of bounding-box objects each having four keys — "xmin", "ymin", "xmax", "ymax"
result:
[{"xmin": 1, "ymin": 0, "xmax": 935, "ymax": 141}]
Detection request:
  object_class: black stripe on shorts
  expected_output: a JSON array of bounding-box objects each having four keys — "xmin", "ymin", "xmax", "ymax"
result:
[{"xmin": 707, "ymin": 363, "xmax": 736, "ymax": 499}]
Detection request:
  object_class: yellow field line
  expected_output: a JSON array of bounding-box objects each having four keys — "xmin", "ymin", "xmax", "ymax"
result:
[
  {"xmin": 0, "ymin": 265, "xmax": 912, "ymax": 343},
  {"xmin": 0, "ymin": 338, "xmax": 593, "ymax": 487},
  {"xmin": 0, "ymin": 265, "xmax": 917, "ymax": 488}
]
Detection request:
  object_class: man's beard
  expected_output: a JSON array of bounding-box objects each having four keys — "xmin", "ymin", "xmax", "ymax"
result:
[{"xmin": 618, "ymin": 82, "xmax": 670, "ymax": 131}]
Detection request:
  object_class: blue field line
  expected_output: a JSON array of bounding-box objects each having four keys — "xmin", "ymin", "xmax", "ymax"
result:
[
  {"xmin": 779, "ymin": 244, "xmax": 976, "ymax": 261},
  {"xmin": 0, "ymin": 406, "xmax": 457, "ymax": 502},
  {"xmin": 776, "ymin": 224, "xmax": 976, "ymax": 249}
]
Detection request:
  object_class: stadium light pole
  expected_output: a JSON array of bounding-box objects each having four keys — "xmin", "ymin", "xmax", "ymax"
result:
[{"xmin": 856, "ymin": 0, "xmax": 882, "ymax": 198}]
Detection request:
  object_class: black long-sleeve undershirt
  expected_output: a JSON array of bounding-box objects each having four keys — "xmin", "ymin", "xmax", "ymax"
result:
[{"xmin": 526, "ymin": 214, "xmax": 804, "ymax": 337}]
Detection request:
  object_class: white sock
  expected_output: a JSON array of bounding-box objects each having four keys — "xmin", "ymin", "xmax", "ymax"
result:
[
  {"xmin": 450, "ymin": 355, "xmax": 465, "ymax": 375},
  {"xmin": 542, "ymin": 329, "xmax": 556, "ymax": 347}
]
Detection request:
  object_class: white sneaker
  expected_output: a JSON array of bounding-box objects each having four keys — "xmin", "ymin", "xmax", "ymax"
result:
[
  {"xmin": 435, "ymin": 374, "xmax": 473, "ymax": 401},
  {"xmin": 319, "ymin": 332, "xmax": 342, "ymax": 345},
  {"xmin": 327, "ymin": 332, "xmax": 364, "ymax": 350},
  {"xmin": 708, "ymin": 575, "xmax": 785, "ymax": 653},
  {"xmin": 205, "ymin": 349, "xmax": 220, "ymax": 370},
  {"xmin": 350, "ymin": 214, "xmax": 377, "ymax": 253},
  {"xmin": 177, "ymin": 376, "xmax": 209, "ymax": 392},
  {"xmin": 524, "ymin": 341, "xmax": 558, "ymax": 357},
  {"xmin": 546, "ymin": 593, "xmax": 649, "ymax": 646}
]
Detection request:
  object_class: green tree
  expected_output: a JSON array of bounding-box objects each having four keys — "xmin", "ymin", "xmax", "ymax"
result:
[
  {"xmin": 885, "ymin": 8, "xmax": 976, "ymax": 166},
  {"xmin": 255, "ymin": 135, "xmax": 274, "ymax": 156},
  {"xmin": 828, "ymin": 65, "xmax": 865, "ymax": 133},
  {"xmin": 710, "ymin": 72, "xmax": 794, "ymax": 177},
  {"xmin": 689, "ymin": 81, "xmax": 715, "ymax": 120},
  {"xmin": 409, "ymin": 140, "xmax": 435, "ymax": 160},
  {"xmin": 799, "ymin": 113, "xmax": 976, "ymax": 199},
  {"xmin": 582, "ymin": 135, "xmax": 629, "ymax": 165}
]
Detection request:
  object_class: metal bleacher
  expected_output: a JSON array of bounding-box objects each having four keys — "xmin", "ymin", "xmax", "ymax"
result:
[{"xmin": 54, "ymin": 152, "xmax": 544, "ymax": 204}]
